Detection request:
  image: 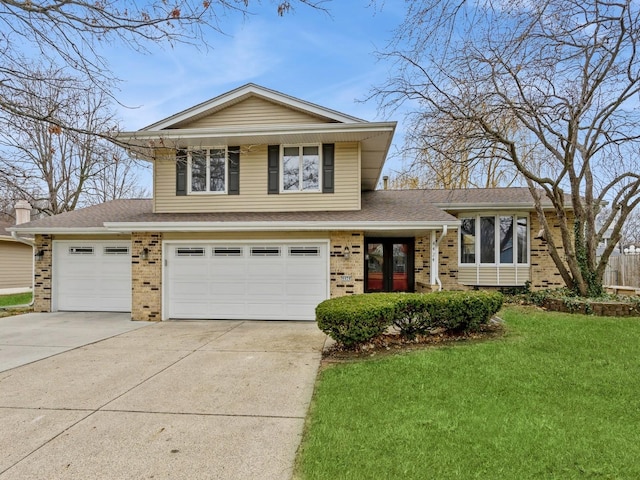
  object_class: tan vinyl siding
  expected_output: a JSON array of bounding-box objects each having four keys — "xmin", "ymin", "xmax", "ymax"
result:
[
  {"xmin": 0, "ymin": 240, "xmax": 32, "ymax": 289},
  {"xmin": 458, "ymin": 265, "xmax": 530, "ymax": 286},
  {"xmin": 478, "ymin": 267, "xmax": 498, "ymax": 284},
  {"xmin": 179, "ymin": 97, "xmax": 333, "ymax": 129},
  {"xmin": 458, "ymin": 266, "xmax": 477, "ymax": 285},
  {"xmin": 154, "ymin": 142, "xmax": 361, "ymax": 213}
]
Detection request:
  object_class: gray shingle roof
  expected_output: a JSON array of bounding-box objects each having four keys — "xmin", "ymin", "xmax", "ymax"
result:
[{"xmin": 10, "ymin": 188, "xmax": 548, "ymax": 232}]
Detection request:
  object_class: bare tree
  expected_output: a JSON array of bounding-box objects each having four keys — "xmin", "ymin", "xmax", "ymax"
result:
[
  {"xmin": 387, "ymin": 117, "xmax": 522, "ymax": 190},
  {"xmin": 0, "ymin": 68, "xmax": 146, "ymax": 215},
  {"xmin": 0, "ymin": 0, "xmax": 327, "ymax": 136},
  {"xmin": 373, "ymin": 0, "xmax": 640, "ymax": 296}
]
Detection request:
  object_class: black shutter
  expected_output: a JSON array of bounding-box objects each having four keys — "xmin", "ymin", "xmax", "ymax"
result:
[
  {"xmin": 228, "ymin": 146, "xmax": 240, "ymax": 195},
  {"xmin": 268, "ymin": 145, "xmax": 280, "ymax": 194},
  {"xmin": 322, "ymin": 143, "xmax": 335, "ymax": 193},
  {"xmin": 176, "ymin": 149, "xmax": 187, "ymax": 196}
]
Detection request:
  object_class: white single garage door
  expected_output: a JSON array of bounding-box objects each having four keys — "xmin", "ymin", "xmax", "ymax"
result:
[
  {"xmin": 53, "ymin": 241, "xmax": 131, "ymax": 312},
  {"xmin": 166, "ymin": 242, "xmax": 328, "ymax": 321}
]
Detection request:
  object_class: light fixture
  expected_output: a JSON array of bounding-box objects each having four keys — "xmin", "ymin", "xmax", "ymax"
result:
[
  {"xmin": 343, "ymin": 246, "xmax": 350, "ymax": 259},
  {"xmin": 141, "ymin": 247, "xmax": 149, "ymax": 261},
  {"xmin": 34, "ymin": 249, "xmax": 44, "ymax": 261}
]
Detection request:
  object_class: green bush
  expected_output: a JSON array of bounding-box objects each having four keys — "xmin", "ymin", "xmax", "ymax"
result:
[
  {"xmin": 424, "ymin": 291, "xmax": 504, "ymax": 332},
  {"xmin": 316, "ymin": 293, "xmax": 397, "ymax": 347},
  {"xmin": 392, "ymin": 293, "xmax": 435, "ymax": 340},
  {"xmin": 316, "ymin": 291, "xmax": 504, "ymax": 347}
]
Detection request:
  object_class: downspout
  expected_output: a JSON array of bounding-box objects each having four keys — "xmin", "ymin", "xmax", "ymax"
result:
[
  {"xmin": 430, "ymin": 225, "xmax": 448, "ymax": 291},
  {"xmin": 9, "ymin": 231, "xmax": 36, "ymax": 308}
]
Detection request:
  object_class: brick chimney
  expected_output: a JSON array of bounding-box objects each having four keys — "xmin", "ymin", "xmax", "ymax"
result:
[{"xmin": 14, "ymin": 200, "xmax": 32, "ymax": 225}]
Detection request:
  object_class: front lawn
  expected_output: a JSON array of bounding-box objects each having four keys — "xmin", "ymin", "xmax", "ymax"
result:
[
  {"xmin": 0, "ymin": 291, "xmax": 32, "ymax": 308},
  {"xmin": 296, "ymin": 306, "xmax": 640, "ymax": 479}
]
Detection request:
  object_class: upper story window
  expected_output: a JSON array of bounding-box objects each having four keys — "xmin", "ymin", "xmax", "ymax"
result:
[
  {"xmin": 281, "ymin": 145, "xmax": 320, "ymax": 192},
  {"xmin": 459, "ymin": 214, "xmax": 529, "ymax": 265},
  {"xmin": 188, "ymin": 148, "xmax": 227, "ymax": 194}
]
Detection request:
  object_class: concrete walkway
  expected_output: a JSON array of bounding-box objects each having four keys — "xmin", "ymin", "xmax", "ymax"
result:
[{"xmin": 0, "ymin": 315, "xmax": 327, "ymax": 479}]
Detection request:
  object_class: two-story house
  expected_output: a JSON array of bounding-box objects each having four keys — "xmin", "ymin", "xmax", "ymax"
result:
[{"xmin": 9, "ymin": 84, "xmax": 566, "ymax": 321}]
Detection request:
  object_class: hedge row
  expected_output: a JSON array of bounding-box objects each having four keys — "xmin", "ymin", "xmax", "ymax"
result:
[{"xmin": 316, "ymin": 291, "xmax": 503, "ymax": 347}]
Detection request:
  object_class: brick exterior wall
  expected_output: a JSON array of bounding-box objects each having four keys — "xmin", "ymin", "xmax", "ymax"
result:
[
  {"xmin": 530, "ymin": 212, "xmax": 568, "ymax": 290},
  {"xmin": 436, "ymin": 229, "xmax": 464, "ymax": 290},
  {"xmin": 131, "ymin": 232, "xmax": 163, "ymax": 321},
  {"xmin": 329, "ymin": 231, "xmax": 364, "ymax": 297},
  {"xmin": 414, "ymin": 236, "xmax": 431, "ymax": 292},
  {"xmin": 30, "ymin": 213, "xmax": 569, "ymax": 320},
  {"xmin": 33, "ymin": 234, "xmax": 52, "ymax": 312}
]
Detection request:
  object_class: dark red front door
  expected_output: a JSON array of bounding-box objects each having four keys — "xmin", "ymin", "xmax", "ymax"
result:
[{"xmin": 365, "ymin": 239, "xmax": 414, "ymax": 293}]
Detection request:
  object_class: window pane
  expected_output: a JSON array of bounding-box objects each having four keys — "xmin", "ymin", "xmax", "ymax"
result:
[
  {"xmin": 282, "ymin": 147, "xmax": 300, "ymax": 191},
  {"xmin": 499, "ymin": 216, "xmax": 514, "ymax": 263},
  {"xmin": 209, "ymin": 149, "xmax": 226, "ymax": 192},
  {"xmin": 480, "ymin": 216, "xmax": 495, "ymax": 263},
  {"xmin": 460, "ymin": 218, "xmax": 476, "ymax": 263},
  {"xmin": 302, "ymin": 146, "xmax": 319, "ymax": 190},
  {"xmin": 392, "ymin": 243, "xmax": 409, "ymax": 291},
  {"xmin": 517, "ymin": 217, "xmax": 528, "ymax": 264},
  {"xmin": 366, "ymin": 243, "xmax": 384, "ymax": 292},
  {"xmin": 191, "ymin": 151, "xmax": 206, "ymax": 192}
]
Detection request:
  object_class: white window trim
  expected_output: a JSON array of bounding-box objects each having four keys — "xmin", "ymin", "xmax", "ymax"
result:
[
  {"xmin": 279, "ymin": 144, "xmax": 322, "ymax": 194},
  {"xmin": 187, "ymin": 146, "xmax": 228, "ymax": 195},
  {"xmin": 458, "ymin": 213, "xmax": 530, "ymax": 266}
]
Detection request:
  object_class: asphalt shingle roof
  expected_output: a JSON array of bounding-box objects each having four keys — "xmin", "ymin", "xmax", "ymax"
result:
[{"xmin": 10, "ymin": 188, "xmax": 548, "ymax": 231}]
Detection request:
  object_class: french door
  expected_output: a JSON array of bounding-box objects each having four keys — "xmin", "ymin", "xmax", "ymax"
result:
[{"xmin": 365, "ymin": 238, "xmax": 414, "ymax": 293}]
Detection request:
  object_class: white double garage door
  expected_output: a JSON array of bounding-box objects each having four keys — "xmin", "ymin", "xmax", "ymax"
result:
[{"xmin": 53, "ymin": 240, "xmax": 329, "ymax": 321}]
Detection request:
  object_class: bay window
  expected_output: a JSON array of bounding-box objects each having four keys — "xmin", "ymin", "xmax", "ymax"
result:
[{"xmin": 460, "ymin": 215, "xmax": 529, "ymax": 265}]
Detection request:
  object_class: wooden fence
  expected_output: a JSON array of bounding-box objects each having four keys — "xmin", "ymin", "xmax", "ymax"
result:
[{"xmin": 602, "ymin": 255, "xmax": 640, "ymax": 287}]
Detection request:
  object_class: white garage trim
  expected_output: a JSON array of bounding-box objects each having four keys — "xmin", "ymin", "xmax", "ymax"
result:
[
  {"xmin": 52, "ymin": 240, "xmax": 132, "ymax": 312},
  {"xmin": 162, "ymin": 239, "xmax": 330, "ymax": 321}
]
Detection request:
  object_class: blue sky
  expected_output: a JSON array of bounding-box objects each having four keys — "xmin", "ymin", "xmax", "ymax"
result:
[{"xmin": 108, "ymin": 1, "xmax": 409, "ymax": 182}]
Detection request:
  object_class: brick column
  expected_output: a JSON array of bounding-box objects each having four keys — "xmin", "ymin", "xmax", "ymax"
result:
[
  {"xmin": 131, "ymin": 232, "xmax": 163, "ymax": 321},
  {"xmin": 330, "ymin": 231, "xmax": 365, "ymax": 297},
  {"xmin": 33, "ymin": 234, "xmax": 52, "ymax": 312}
]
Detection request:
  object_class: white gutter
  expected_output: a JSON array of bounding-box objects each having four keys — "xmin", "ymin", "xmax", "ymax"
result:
[
  {"xmin": 102, "ymin": 220, "xmax": 461, "ymax": 233},
  {"xmin": 430, "ymin": 225, "xmax": 448, "ymax": 291},
  {"xmin": 8, "ymin": 231, "xmax": 35, "ymax": 308},
  {"xmin": 8, "ymin": 227, "xmax": 115, "ymax": 235}
]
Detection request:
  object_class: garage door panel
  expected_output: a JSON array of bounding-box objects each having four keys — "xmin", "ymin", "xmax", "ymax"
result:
[
  {"xmin": 247, "ymin": 264, "xmax": 285, "ymax": 276},
  {"xmin": 246, "ymin": 302, "xmax": 286, "ymax": 317},
  {"xmin": 172, "ymin": 281, "xmax": 209, "ymax": 296},
  {"xmin": 167, "ymin": 242, "xmax": 327, "ymax": 321},
  {"xmin": 286, "ymin": 304, "xmax": 318, "ymax": 317},
  {"xmin": 247, "ymin": 283, "xmax": 286, "ymax": 296},
  {"xmin": 209, "ymin": 282, "xmax": 246, "ymax": 296},
  {"xmin": 212, "ymin": 263, "xmax": 247, "ymax": 277},
  {"xmin": 170, "ymin": 303, "xmax": 209, "ymax": 318},
  {"xmin": 173, "ymin": 262, "xmax": 209, "ymax": 276},
  {"xmin": 211, "ymin": 303, "xmax": 248, "ymax": 317},
  {"xmin": 54, "ymin": 241, "xmax": 131, "ymax": 313}
]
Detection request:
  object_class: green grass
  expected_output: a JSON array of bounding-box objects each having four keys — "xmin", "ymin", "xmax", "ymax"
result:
[
  {"xmin": 0, "ymin": 292, "xmax": 32, "ymax": 307},
  {"xmin": 296, "ymin": 306, "xmax": 640, "ymax": 479}
]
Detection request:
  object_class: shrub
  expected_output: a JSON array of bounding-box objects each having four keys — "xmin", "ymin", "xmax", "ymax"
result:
[
  {"xmin": 392, "ymin": 293, "xmax": 435, "ymax": 340},
  {"xmin": 316, "ymin": 291, "xmax": 504, "ymax": 347},
  {"xmin": 420, "ymin": 290, "xmax": 503, "ymax": 332},
  {"xmin": 316, "ymin": 293, "xmax": 397, "ymax": 347}
]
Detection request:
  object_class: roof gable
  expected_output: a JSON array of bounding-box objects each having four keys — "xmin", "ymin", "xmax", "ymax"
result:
[{"xmin": 144, "ymin": 84, "xmax": 365, "ymax": 131}]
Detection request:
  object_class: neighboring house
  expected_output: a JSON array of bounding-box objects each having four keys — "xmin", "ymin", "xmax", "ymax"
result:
[
  {"xmin": 0, "ymin": 201, "xmax": 34, "ymax": 293},
  {"xmin": 9, "ymin": 84, "xmax": 566, "ymax": 321}
]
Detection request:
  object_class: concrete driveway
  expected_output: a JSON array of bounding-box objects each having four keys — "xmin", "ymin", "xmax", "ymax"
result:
[{"xmin": 0, "ymin": 313, "xmax": 327, "ymax": 479}]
